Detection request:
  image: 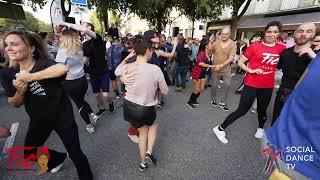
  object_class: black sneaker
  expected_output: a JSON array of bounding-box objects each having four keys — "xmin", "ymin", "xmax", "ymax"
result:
[
  {"xmin": 109, "ymin": 103, "xmax": 115, "ymax": 113},
  {"xmin": 139, "ymin": 163, "xmax": 148, "ymax": 172},
  {"xmin": 146, "ymin": 153, "xmax": 157, "ymax": 166},
  {"xmin": 96, "ymin": 108, "xmax": 106, "ymax": 117},
  {"xmin": 210, "ymin": 100, "xmax": 218, "ymax": 106},
  {"xmin": 186, "ymin": 102, "xmax": 196, "ymax": 109},
  {"xmin": 157, "ymin": 101, "xmax": 165, "ymax": 108},
  {"xmin": 219, "ymin": 103, "xmax": 229, "ymax": 111},
  {"xmin": 193, "ymin": 101, "xmax": 200, "ymax": 105}
]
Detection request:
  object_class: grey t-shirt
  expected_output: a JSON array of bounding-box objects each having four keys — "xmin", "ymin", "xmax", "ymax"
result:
[{"xmin": 55, "ymin": 48, "xmax": 85, "ymax": 80}]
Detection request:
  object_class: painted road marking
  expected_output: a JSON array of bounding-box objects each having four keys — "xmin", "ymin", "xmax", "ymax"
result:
[{"xmin": 2, "ymin": 122, "xmax": 19, "ymax": 157}]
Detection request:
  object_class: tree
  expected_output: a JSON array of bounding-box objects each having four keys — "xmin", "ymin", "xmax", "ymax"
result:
[
  {"xmin": 178, "ymin": 0, "xmax": 252, "ymax": 39},
  {"xmin": 88, "ymin": 0, "xmax": 130, "ymax": 32},
  {"xmin": 39, "ymin": 21, "xmax": 52, "ymax": 32},
  {"xmin": 229, "ymin": 0, "xmax": 252, "ymax": 39},
  {"xmin": 1, "ymin": 12, "xmax": 52, "ymax": 32},
  {"xmin": 22, "ymin": 12, "xmax": 39, "ymax": 32},
  {"xmin": 89, "ymin": 10, "xmax": 104, "ymax": 35},
  {"xmin": 128, "ymin": 0, "xmax": 176, "ymax": 32},
  {"xmin": 177, "ymin": 0, "xmax": 228, "ymax": 38}
]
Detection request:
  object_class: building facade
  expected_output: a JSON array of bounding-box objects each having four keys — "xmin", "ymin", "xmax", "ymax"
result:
[{"xmin": 207, "ymin": 0, "xmax": 320, "ymax": 39}]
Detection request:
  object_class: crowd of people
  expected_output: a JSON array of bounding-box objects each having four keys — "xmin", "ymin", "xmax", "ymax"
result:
[{"xmin": 0, "ymin": 20, "xmax": 319, "ymax": 179}]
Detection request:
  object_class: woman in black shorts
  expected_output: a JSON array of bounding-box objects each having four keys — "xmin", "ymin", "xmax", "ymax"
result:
[
  {"xmin": 186, "ymin": 40, "xmax": 214, "ymax": 109},
  {"xmin": 115, "ymin": 36, "xmax": 168, "ymax": 172}
]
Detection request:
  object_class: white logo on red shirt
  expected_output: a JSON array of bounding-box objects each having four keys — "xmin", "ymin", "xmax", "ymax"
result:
[{"xmin": 259, "ymin": 53, "xmax": 280, "ymax": 74}]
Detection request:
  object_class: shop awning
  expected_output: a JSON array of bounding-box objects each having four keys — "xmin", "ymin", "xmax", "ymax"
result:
[{"xmin": 238, "ymin": 12, "xmax": 320, "ymax": 30}]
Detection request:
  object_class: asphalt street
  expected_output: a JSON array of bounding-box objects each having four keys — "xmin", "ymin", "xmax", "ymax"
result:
[{"xmin": 0, "ymin": 75, "xmax": 271, "ymax": 180}]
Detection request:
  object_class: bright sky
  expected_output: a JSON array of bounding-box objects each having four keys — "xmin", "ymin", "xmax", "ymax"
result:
[{"xmin": 23, "ymin": 0, "xmax": 93, "ymax": 25}]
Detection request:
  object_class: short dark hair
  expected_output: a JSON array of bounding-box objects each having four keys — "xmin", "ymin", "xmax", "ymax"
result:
[
  {"xmin": 39, "ymin": 32, "xmax": 47, "ymax": 40},
  {"xmin": 133, "ymin": 35, "xmax": 152, "ymax": 55},
  {"xmin": 85, "ymin": 22, "xmax": 95, "ymax": 32},
  {"xmin": 265, "ymin": 21, "xmax": 282, "ymax": 32}
]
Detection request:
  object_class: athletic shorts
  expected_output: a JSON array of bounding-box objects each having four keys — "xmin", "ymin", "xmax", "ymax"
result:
[
  {"xmin": 123, "ymin": 100, "xmax": 156, "ymax": 128},
  {"xmin": 199, "ymin": 70, "xmax": 207, "ymax": 79},
  {"xmin": 90, "ymin": 72, "xmax": 110, "ymax": 94},
  {"xmin": 109, "ymin": 69, "xmax": 117, "ymax": 81}
]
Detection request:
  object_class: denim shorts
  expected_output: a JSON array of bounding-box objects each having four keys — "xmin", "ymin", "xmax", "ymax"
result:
[{"xmin": 90, "ymin": 72, "xmax": 110, "ymax": 94}]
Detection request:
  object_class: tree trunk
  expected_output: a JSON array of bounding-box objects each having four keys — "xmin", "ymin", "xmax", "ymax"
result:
[
  {"xmin": 156, "ymin": 17, "xmax": 162, "ymax": 33},
  {"xmin": 230, "ymin": 0, "xmax": 252, "ymax": 40},
  {"xmin": 191, "ymin": 18, "xmax": 195, "ymax": 39},
  {"xmin": 230, "ymin": 15, "xmax": 238, "ymax": 40},
  {"xmin": 103, "ymin": 12, "xmax": 109, "ymax": 33}
]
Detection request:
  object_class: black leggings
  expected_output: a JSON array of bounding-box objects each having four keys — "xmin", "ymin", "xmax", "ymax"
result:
[
  {"xmin": 63, "ymin": 76, "xmax": 93, "ymax": 125},
  {"xmin": 24, "ymin": 120, "xmax": 93, "ymax": 180},
  {"xmin": 221, "ymin": 85, "xmax": 273, "ymax": 129},
  {"xmin": 272, "ymin": 88, "xmax": 292, "ymax": 126}
]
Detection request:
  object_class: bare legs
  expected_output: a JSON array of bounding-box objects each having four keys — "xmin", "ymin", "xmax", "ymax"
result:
[{"xmin": 138, "ymin": 123, "xmax": 158, "ymax": 164}]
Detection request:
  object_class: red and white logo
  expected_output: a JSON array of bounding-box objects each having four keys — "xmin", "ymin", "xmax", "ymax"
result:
[{"xmin": 259, "ymin": 53, "xmax": 280, "ymax": 74}]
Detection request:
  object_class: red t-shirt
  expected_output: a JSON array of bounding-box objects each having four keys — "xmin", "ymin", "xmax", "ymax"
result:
[{"xmin": 243, "ymin": 42, "xmax": 286, "ymax": 88}]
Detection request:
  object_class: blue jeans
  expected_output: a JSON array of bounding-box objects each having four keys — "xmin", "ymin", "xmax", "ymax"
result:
[{"xmin": 175, "ymin": 66, "xmax": 188, "ymax": 89}]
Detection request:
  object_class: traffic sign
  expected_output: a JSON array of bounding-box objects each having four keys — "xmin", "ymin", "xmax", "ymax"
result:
[{"xmin": 71, "ymin": 0, "xmax": 88, "ymax": 6}]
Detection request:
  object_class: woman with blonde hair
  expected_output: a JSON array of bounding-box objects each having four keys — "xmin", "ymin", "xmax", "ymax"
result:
[{"xmin": 56, "ymin": 29, "xmax": 98, "ymax": 133}]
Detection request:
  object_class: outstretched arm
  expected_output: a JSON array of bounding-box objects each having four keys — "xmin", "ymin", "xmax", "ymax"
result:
[
  {"xmin": 59, "ymin": 22, "xmax": 96, "ymax": 39},
  {"xmin": 15, "ymin": 63, "xmax": 69, "ymax": 83}
]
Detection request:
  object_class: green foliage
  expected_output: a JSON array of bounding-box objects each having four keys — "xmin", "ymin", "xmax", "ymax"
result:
[
  {"xmin": 88, "ymin": 0, "xmax": 130, "ymax": 20},
  {"xmin": 176, "ymin": 0, "xmax": 230, "ymax": 21},
  {"xmin": 128, "ymin": 0, "xmax": 175, "ymax": 32},
  {"xmin": 0, "ymin": 12, "xmax": 52, "ymax": 32},
  {"xmin": 39, "ymin": 21, "xmax": 52, "ymax": 32},
  {"xmin": 25, "ymin": 0, "xmax": 49, "ymax": 11},
  {"xmin": 21, "ymin": 12, "xmax": 39, "ymax": 32},
  {"xmin": 89, "ymin": 10, "xmax": 104, "ymax": 35}
]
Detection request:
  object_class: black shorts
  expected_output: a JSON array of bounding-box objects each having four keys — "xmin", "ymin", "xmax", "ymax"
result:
[
  {"xmin": 123, "ymin": 100, "xmax": 156, "ymax": 128},
  {"xmin": 109, "ymin": 69, "xmax": 117, "ymax": 81},
  {"xmin": 199, "ymin": 70, "xmax": 207, "ymax": 79}
]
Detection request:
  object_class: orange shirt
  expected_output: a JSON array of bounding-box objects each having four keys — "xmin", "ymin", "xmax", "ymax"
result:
[{"xmin": 212, "ymin": 40, "xmax": 237, "ymax": 72}]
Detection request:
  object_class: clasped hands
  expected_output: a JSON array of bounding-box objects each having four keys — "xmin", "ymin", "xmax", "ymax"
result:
[{"xmin": 13, "ymin": 70, "xmax": 34, "ymax": 95}]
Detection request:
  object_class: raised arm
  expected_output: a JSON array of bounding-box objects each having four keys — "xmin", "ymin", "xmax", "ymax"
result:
[
  {"xmin": 156, "ymin": 38, "xmax": 178, "ymax": 59},
  {"xmin": 60, "ymin": 22, "xmax": 96, "ymax": 39},
  {"xmin": 115, "ymin": 51, "xmax": 135, "ymax": 76}
]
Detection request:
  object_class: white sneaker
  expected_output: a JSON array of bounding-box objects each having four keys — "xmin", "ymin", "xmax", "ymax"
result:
[
  {"xmin": 251, "ymin": 108, "xmax": 257, "ymax": 114},
  {"xmin": 128, "ymin": 134, "xmax": 139, "ymax": 144},
  {"xmin": 50, "ymin": 153, "xmax": 67, "ymax": 173},
  {"xmin": 50, "ymin": 164, "xmax": 63, "ymax": 173},
  {"xmin": 213, "ymin": 126, "xmax": 228, "ymax": 144},
  {"xmin": 90, "ymin": 115, "xmax": 99, "ymax": 125},
  {"xmin": 86, "ymin": 124, "xmax": 95, "ymax": 133},
  {"xmin": 254, "ymin": 128, "xmax": 264, "ymax": 139}
]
